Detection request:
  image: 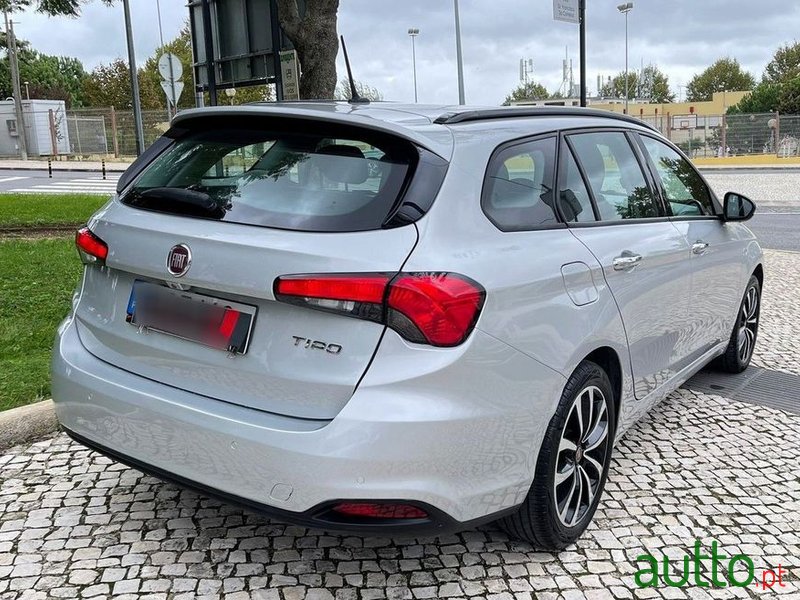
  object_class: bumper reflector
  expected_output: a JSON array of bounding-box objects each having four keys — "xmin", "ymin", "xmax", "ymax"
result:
[{"xmin": 332, "ymin": 502, "xmax": 428, "ymax": 520}]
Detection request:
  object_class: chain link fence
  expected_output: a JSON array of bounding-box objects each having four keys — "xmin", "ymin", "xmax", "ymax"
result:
[
  {"xmin": 631, "ymin": 112, "xmax": 800, "ymax": 159},
  {"xmin": 0, "ymin": 107, "xmax": 173, "ymax": 160},
  {"xmin": 3, "ymin": 106, "xmax": 800, "ymax": 161}
]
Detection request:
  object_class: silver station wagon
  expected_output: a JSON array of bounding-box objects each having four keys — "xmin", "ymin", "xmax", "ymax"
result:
[{"xmin": 53, "ymin": 103, "xmax": 762, "ymax": 549}]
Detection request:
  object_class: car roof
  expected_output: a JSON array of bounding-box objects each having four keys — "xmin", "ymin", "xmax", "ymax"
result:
[{"xmin": 171, "ymin": 101, "xmax": 656, "ymax": 160}]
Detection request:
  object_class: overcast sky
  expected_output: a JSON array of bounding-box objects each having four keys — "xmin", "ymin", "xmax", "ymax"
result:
[{"xmin": 12, "ymin": 0, "xmax": 800, "ymax": 105}]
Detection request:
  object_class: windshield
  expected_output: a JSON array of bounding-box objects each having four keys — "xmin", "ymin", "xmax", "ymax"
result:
[{"xmin": 122, "ymin": 126, "xmax": 415, "ymax": 232}]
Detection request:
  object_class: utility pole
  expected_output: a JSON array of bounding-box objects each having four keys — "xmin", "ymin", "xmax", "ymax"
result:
[
  {"xmin": 4, "ymin": 9, "xmax": 27, "ymax": 160},
  {"xmin": 122, "ymin": 0, "xmax": 145, "ymax": 155},
  {"xmin": 453, "ymin": 0, "xmax": 465, "ymax": 104}
]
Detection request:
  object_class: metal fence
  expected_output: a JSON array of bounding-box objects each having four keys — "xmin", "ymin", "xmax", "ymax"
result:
[
  {"xmin": 0, "ymin": 107, "xmax": 173, "ymax": 159},
  {"xmin": 631, "ymin": 112, "xmax": 800, "ymax": 159},
  {"xmin": 4, "ymin": 106, "xmax": 800, "ymax": 161}
]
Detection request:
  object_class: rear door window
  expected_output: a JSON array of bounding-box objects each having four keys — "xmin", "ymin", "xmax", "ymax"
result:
[
  {"xmin": 123, "ymin": 125, "xmax": 416, "ymax": 232},
  {"xmin": 482, "ymin": 136, "xmax": 559, "ymax": 231},
  {"xmin": 568, "ymin": 131, "xmax": 663, "ymax": 221}
]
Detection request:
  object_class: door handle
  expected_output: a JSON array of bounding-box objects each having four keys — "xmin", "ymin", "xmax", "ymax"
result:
[
  {"xmin": 612, "ymin": 252, "xmax": 643, "ymax": 271},
  {"xmin": 692, "ymin": 241, "xmax": 710, "ymax": 255}
]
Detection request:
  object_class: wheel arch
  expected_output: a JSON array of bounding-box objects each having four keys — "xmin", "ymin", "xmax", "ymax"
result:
[
  {"xmin": 582, "ymin": 346, "xmax": 622, "ymax": 433},
  {"xmin": 752, "ymin": 263, "xmax": 764, "ymax": 287}
]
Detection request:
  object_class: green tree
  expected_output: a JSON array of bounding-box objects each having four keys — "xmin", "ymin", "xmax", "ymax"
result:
[
  {"xmin": 276, "ymin": 0, "xmax": 339, "ymax": 99},
  {"xmin": 729, "ymin": 82, "xmax": 781, "ymax": 114},
  {"xmin": 0, "ymin": 0, "xmax": 113, "ymax": 16},
  {"xmin": 602, "ymin": 71, "xmax": 635, "ymax": 99},
  {"xmin": 0, "ymin": 33, "xmax": 86, "ymax": 107},
  {"xmin": 777, "ymin": 76, "xmax": 800, "ymax": 114},
  {"xmin": 601, "ymin": 66, "xmax": 673, "ymax": 103},
  {"xmin": 81, "ymin": 58, "xmax": 136, "ymax": 108},
  {"xmin": 502, "ymin": 81, "xmax": 549, "ymax": 105},
  {"xmin": 638, "ymin": 65, "xmax": 674, "ymax": 103},
  {"xmin": 335, "ymin": 78, "xmax": 383, "ymax": 101},
  {"xmin": 22, "ymin": 54, "xmax": 86, "ymax": 107},
  {"xmin": 686, "ymin": 58, "xmax": 755, "ymax": 102},
  {"xmin": 764, "ymin": 42, "xmax": 800, "ymax": 84}
]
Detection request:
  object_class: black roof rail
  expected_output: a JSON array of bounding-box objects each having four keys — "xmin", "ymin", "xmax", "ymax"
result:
[{"xmin": 433, "ymin": 106, "xmax": 658, "ymax": 132}]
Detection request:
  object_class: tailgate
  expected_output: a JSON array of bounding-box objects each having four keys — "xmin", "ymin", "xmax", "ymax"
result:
[{"xmin": 74, "ymin": 201, "xmax": 417, "ymax": 420}]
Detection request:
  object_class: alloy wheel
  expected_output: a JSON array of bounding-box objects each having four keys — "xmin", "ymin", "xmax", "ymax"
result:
[
  {"xmin": 554, "ymin": 385, "xmax": 610, "ymax": 528},
  {"xmin": 738, "ymin": 285, "xmax": 759, "ymax": 363}
]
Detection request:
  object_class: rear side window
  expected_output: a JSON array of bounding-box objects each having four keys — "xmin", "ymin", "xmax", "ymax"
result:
[
  {"xmin": 569, "ymin": 132, "xmax": 662, "ymax": 221},
  {"xmin": 482, "ymin": 136, "xmax": 559, "ymax": 231},
  {"xmin": 639, "ymin": 135, "xmax": 715, "ymax": 216},
  {"xmin": 122, "ymin": 123, "xmax": 418, "ymax": 232}
]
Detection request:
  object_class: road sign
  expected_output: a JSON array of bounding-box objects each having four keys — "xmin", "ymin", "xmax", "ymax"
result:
[
  {"xmin": 160, "ymin": 81, "xmax": 185, "ymax": 107},
  {"xmin": 158, "ymin": 53, "xmax": 184, "ymax": 109},
  {"xmin": 280, "ymin": 50, "xmax": 300, "ymax": 101},
  {"xmin": 158, "ymin": 53, "xmax": 183, "ymax": 81},
  {"xmin": 553, "ymin": 0, "xmax": 579, "ymax": 24}
]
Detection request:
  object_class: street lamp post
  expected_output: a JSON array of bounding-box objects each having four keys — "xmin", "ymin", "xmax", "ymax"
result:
[
  {"xmin": 453, "ymin": 0, "xmax": 465, "ymax": 105},
  {"xmin": 617, "ymin": 2, "xmax": 633, "ymax": 114},
  {"xmin": 408, "ymin": 28, "xmax": 419, "ymax": 103}
]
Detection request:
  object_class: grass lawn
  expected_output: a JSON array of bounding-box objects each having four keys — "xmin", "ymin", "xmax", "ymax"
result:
[
  {"xmin": 0, "ymin": 193, "xmax": 108, "ymax": 228},
  {"xmin": 0, "ymin": 238, "xmax": 82, "ymax": 411}
]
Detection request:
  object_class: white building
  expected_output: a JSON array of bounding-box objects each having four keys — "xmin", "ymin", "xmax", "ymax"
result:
[{"xmin": 0, "ymin": 99, "xmax": 71, "ymax": 157}]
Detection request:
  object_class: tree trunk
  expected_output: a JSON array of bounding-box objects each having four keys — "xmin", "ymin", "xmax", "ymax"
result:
[{"xmin": 276, "ymin": 0, "xmax": 339, "ymax": 100}]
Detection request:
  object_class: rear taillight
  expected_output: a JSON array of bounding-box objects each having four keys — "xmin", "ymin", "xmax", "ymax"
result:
[
  {"xmin": 75, "ymin": 227, "xmax": 108, "ymax": 265},
  {"xmin": 274, "ymin": 272, "xmax": 485, "ymax": 347}
]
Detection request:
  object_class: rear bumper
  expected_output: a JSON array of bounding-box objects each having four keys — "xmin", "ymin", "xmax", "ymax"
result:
[
  {"xmin": 64, "ymin": 426, "xmax": 513, "ymax": 535},
  {"xmin": 52, "ymin": 315, "xmax": 565, "ymax": 529}
]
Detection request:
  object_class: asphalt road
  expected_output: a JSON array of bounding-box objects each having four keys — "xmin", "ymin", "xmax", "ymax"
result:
[
  {"xmin": 747, "ymin": 213, "xmax": 800, "ymax": 252},
  {"xmin": 0, "ymin": 168, "xmax": 119, "ymax": 194}
]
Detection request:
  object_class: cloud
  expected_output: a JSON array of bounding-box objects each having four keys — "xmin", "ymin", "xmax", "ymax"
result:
[{"xmin": 12, "ymin": 0, "xmax": 800, "ymax": 106}]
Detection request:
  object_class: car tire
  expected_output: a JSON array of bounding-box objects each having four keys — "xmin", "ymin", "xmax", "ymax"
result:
[
  {"xmin": 714, "ymin": 275, "xmax": 761, "ymax": 374},
  {"xmin": 498, "ymin": 360, "xmax": 616, "ymax": 550}
]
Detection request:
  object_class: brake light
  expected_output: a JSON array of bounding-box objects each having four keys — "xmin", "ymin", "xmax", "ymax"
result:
[
  {"xmin": 274, "ymin": 272, "xmax": 485, "ymax": 347},
  {"xmin": 332, "ymin": 502, "xmax": 428, "ymax": 520},
  {"xmin": 388, "ymin": 274, "xmax": 484, "ymax": 346},
  {"xmin": 75, "ymin": 227, "xmax": 108, "ymax": 264}
]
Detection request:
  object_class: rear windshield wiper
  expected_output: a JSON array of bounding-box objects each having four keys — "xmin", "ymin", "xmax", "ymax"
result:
[{"xmin": 126, "ymin": 187, "xmax": 226, "ymax": 219}]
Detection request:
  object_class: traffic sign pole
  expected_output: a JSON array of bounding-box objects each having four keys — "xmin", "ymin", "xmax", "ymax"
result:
[
  {"xmin": 579, "ymin": 0, "xmax": 586, "ymax": 107},
  {"xmin": 552, "ymin": 0, "xmax": 586, "ymax": 106}
]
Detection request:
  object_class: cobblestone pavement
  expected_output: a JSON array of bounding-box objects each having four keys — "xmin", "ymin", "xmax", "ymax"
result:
[
  {"xmin": 1, "ymin": 250, "xmax": 799, "ymax": 600},
  {"xmin": 751, "ymin": 251, "xmax": 800, "ymax": 376},
  {"xmin": 703, "ymin": 172, "xmax": 800, "ymax": 213}
]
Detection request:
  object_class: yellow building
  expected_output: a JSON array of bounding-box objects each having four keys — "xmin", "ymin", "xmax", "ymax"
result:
[
  {"xmin": 512, "ymin": 91, "xmax": 750, "ymax": 119},
  {"xmin": 590, "ymin": 91, "xmax": 750, "ymax": 118}
]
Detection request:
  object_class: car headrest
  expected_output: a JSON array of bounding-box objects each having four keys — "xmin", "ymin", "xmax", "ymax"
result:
[
  {"xmin": 497, "ymin": 163, "xmax": 510, "ymax": 181},
  {"xmin": 316, "ymin": 144, "xmax": 368, "ymax": 184}
]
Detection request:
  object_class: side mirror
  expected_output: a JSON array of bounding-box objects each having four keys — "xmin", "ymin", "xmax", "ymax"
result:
[{"xmin": 723, "ymin": 192, "xmax": 756, "ymax": 222}]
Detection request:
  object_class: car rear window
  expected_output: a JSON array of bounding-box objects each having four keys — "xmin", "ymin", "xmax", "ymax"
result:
[{"xmin": 121, "ymin": 122, "xmax": 418, "ymax": 232}]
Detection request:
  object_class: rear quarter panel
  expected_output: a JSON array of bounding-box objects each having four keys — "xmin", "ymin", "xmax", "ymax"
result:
[{"xmin": 404, "ymin": 129, "xmax": 642, "ymax": 435}]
